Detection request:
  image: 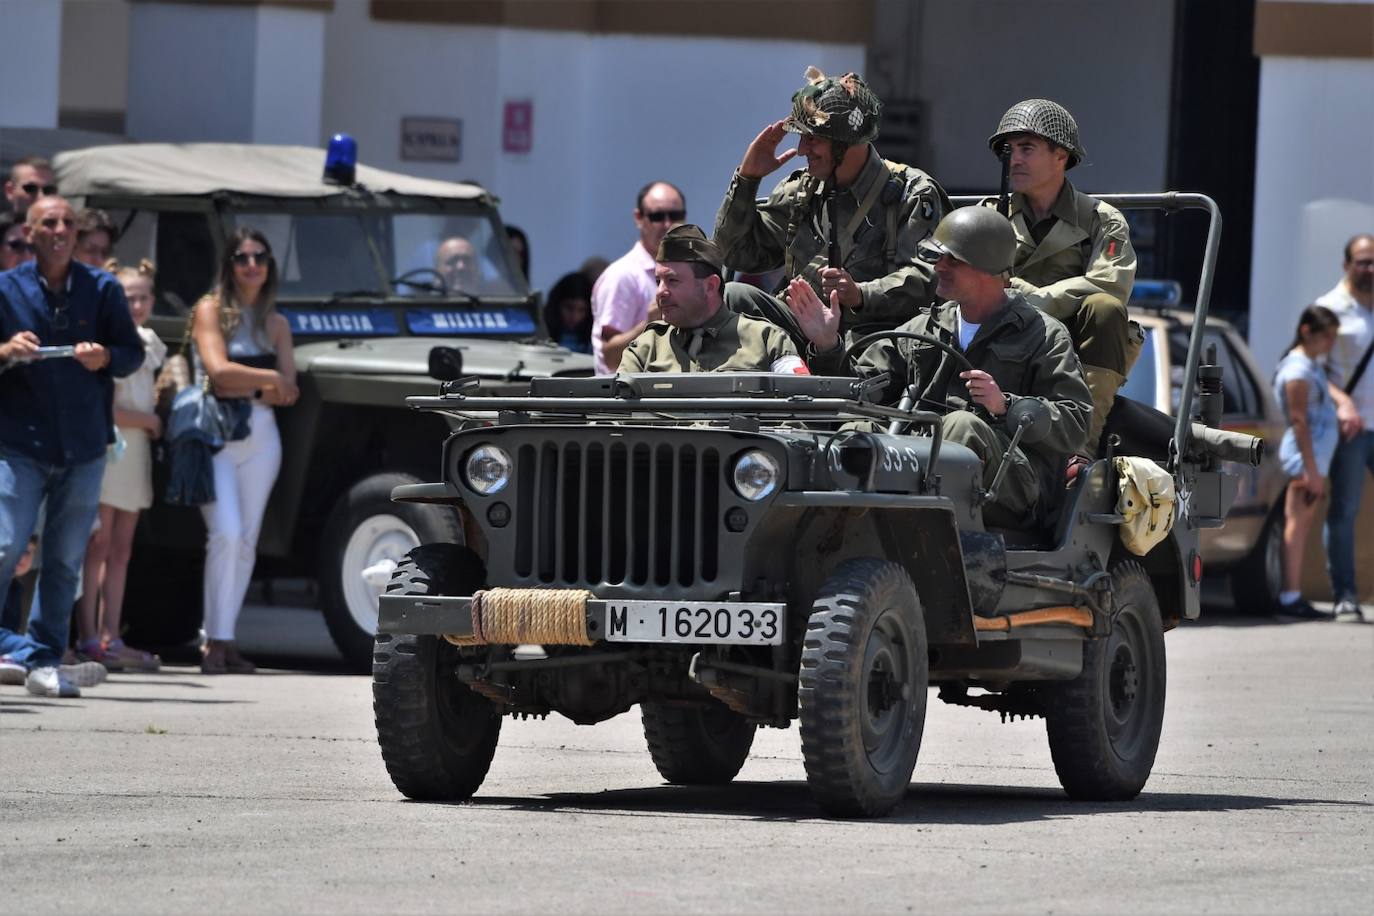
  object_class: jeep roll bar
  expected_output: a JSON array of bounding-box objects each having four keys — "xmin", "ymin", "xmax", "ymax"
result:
[{"xmin": 949, "ymin": 192, "xmax": 1222, "ymax": 469}]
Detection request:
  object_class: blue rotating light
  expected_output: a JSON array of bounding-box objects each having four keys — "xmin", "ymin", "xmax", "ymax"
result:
[{"xmin": 323, "ymin": 133, "xmax": 358, "ymax": 185}]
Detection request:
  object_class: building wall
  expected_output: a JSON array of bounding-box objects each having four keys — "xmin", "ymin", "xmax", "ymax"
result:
[
  {"xmin": 0, "ymin": 0, "xmax": 64, "ymax": 128},
  {"xmin": 324, "ymin": 1, "xmax": 862, "ymax": 294},
  {"xmin": 58, "ymin": 0, "xmax": 131, "ymax": 131},
  {"xmin": 904, "ymin": 0, "xmax": 1176, "ymax": 194}
]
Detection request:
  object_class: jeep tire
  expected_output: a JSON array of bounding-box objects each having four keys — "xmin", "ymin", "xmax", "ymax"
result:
[
  {"xmin": 641, "ymin": 702, "xmax": 756, "ymax": 785},
  {"xmin": 1044, "ymin": 561, "xmax": 1166, "ymax": 801},
  {"xmin": 798, "ymin": 557, "xmax": 928, "ymax": 818},
  {"xmin": 321, "ymin": 471, "xmax": 464, "ymax": 671},
  {"xmin": 373, "ymin": 543, "xmax": 500, "ymax": 801}
]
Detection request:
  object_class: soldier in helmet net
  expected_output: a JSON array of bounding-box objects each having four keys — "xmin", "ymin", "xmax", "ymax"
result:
[
  {"xmin": 791, "ymin": 207, "xmax": 1091, "ymax": 525},
  {"xmin": 713, "ymin": 67, "xmax": 950, "ymax": 353},
  {"xmin": 984, "ymin": 98, "xmax": 1141, "ymax": 457}
]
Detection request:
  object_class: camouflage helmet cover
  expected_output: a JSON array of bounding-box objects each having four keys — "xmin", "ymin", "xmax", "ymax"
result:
[
  {"xmin": 917, "ymin": 206, "xmax": 1017, "ymax": 276},
  {"xmin": 988, "ymin": 98, "xmax": 1086, "ymax": 168},
  {"xmin": 782, "ymin": 66, "xmax": 882, "ymax": 147}
]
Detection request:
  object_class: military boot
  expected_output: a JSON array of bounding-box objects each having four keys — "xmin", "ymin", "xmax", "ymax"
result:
[{"xmin": 1082, "ymin": 365, "xmax": 1126, "ymax": 458}]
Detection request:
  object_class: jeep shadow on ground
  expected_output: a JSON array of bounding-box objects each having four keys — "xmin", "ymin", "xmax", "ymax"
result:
[{"xmin": 458, "ymin": 780, "xmax": 1368, "ymax": 826}]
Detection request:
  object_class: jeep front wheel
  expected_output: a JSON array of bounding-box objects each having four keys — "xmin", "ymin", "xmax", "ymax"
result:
[
  {"xmin": 320, "ymin": 472, "xmax": 464, "ymax": 671},
  {"xmin": 1044, "ymin": 561, "xmax": 1167, "ymax": 800},
  {"xmin": 373, "ymin": 543, "xmax": 500, "ymax": 801},
  {"xmin": 798, "ymin": 557, "xmax": 928, "ymax": 818}
]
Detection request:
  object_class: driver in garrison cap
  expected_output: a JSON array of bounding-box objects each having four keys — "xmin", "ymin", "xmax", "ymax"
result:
[
  {"xmin": 984, "ymin": 99, "xmax": 1141, "ymax": 456},
  {"xmin": 619, "ymin": 225, "xmax": 807, "ymax": 374},
  {"xmin": 793, "ymin": 208, "xmax": 1091, "ymax": 525},
  {"xmin": 713, "ymin": 67, "xmax": 950, "ymax": 352}
]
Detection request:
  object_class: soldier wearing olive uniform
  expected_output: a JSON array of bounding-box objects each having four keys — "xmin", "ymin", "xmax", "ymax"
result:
[
  {"xmin": 793, "ymin": 208, "xmax": 1091, "ymax": 526},
  {"xmin": 984, "ymin": 99, "xmax": 1141, "ymax": 456},
  {"xmin": 713, "ymin": 68, "xmax": 950, "ymax": 351},
  {"xmin": 620, "ymin": 225, "xmax": 802, "ymax": 375}
]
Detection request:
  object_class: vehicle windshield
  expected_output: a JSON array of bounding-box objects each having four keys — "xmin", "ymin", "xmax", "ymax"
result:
[{"xmin": 234, "ymin": 210, "xmax": 527, "ymax": 300}]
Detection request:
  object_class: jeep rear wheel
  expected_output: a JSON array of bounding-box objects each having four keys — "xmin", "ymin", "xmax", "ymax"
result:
[
  {"xmin": 373, "ymin": 543, "xmax": 500, "ymax": 801},
  {"xmin": 320, "ymin": 471, "xmax": 464, "ymax": 670},
  {"xmin": 798, "ymin": 557, "xmax": 928, "ymax": 818},
  {"xmin": 641, "ymin": 702, "xmax": 756, "ymax": 785},
  {"xmin": 1044, "ymin": 561, "xmax": 1166, "ymax": 801}
]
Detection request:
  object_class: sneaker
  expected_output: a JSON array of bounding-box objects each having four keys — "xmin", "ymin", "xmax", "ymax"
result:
[
  {"xmin": 0, "ymin": 655, "xmax": 26, "ymax": 686},
  {"xmin": 75, "ymin": 638, "xmax": 125, "ymax": 672},
  {"xmin": 1277, "ymin": 598, "xmax": 1332, "ymax": 620},
  {"xmin": 58, "ymin": 660, "xmax": 107, "ymax": 687},
  {"xmin": 26, "ymin": 666, "xmax": 80, "ymax": 698},
  {"xmin": 1334, "ymin": 598, "xmax": 1366, "ymax": 622}
]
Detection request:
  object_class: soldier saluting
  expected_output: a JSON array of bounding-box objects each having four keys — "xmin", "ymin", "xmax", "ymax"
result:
[
  {"xmin": 985, "ymin": 99, "xmax": 1141, "ymax": 455},
  {"xmin": 714, "ymin": 67, "xmax": 949, "ymax": 350}
]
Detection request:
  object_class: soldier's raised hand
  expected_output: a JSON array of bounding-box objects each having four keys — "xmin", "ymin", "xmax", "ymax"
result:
[
  {"xmin": 739, "ymin": 120, "xmax": 798, "ymax": 181},
  {"xmin": 785, "ymin": 278, "xmax": 840, "ymax": 352}
]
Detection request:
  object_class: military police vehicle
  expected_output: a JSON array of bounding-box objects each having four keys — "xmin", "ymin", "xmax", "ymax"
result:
[
  {"xmin": 54, "ymin": 141, "xmax": 591, "ymax": 667},
  {"xmin": 371, "ymin": 193, "xmax": 1263, "ymax": 817}
]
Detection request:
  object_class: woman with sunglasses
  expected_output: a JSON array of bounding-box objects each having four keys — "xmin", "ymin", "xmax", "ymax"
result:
[
  {"xmin": 191, "ymin": 228, "xmax": 298, "ymax": 674},
  {"xmin": 0, "ymin": 212, "xmax": 34, "ymax": 272}
]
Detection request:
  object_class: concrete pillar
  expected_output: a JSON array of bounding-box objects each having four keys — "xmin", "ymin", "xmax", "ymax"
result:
[
  {"xmin": 0, "ymin": 0, "xmax": 62, "ymax": 128},
  {"xmin": 126, "ymin": 1, "xmax": 324, "ymax": 145}
]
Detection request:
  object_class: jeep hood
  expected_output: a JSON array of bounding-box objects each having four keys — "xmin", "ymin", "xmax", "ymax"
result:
[{"xmin": 294, "ymin": 337, "xmax": 592, "ymax": 380}]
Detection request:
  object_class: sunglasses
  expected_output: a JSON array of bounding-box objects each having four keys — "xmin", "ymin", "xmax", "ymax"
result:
[
  {"xmin": 21, "ymin": 182, "xmax": 58, "ymax": 196},
  {"xmin": 5, "ymin": 239, "xmax": 32, "ymax": 253},
  {"xmin": 643, "ymin": 209, "xmax": 686, "ymax": 224},
  {"xmin": 232, "ymin": 250, "xmax": 270, "ymax": 266}
]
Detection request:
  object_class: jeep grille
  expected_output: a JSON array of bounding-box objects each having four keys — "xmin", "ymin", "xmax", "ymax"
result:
[{"xmin": 512, "ymin": 441, "xmax": 721, "ymax": 587}]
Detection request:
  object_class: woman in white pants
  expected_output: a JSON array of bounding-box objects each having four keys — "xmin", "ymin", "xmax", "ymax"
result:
[{"xmin": 191, "ymin": 228, "xmax": 298, "ymax": 673}]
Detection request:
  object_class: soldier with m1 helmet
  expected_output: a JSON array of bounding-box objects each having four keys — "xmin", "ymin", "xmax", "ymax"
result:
[
  {"xmin": 713, "ymin": 67, "xmax": 950, "ymax": 351},
  {"xmin": 791, "ymin": 207, "xmax": 1092, "ymax": 526},
  {"xmin": 985, "ymin": 99, "xmax": 1141, "ymax": 456}
]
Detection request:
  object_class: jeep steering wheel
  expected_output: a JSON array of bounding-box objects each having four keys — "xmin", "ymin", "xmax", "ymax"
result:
[
  {"xmin": 841, "ymin": 330, "xmax": 976, "ymax": 376},
  {"xmin": 392, "ymin": 267, "xmax": 450, "ymax": 297}
]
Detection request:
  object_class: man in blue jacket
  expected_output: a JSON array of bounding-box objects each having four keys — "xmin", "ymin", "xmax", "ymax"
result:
[{"xmin": 0, "ymin": 195, "xmax": 143, "ymax": 697}]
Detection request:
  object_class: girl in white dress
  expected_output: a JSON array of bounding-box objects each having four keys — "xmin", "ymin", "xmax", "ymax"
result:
[{"xmin": 76, "ymin": 260, "xmax": 166, "ymax": 669}]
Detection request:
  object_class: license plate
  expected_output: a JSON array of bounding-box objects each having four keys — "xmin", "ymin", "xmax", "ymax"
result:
[{"xmin": 603, "ymin": 601, "xmax": 785, "ymax": 645}]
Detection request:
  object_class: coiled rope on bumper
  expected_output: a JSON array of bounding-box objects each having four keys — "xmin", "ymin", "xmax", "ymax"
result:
[{"xmin": 443, "ymin": 587, "xmax": 595, "ymax": 647}]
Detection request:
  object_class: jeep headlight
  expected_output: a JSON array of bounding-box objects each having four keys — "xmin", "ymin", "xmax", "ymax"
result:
[
  {"xmin": 732, "ymin": 449, "xmax": 781, "ymax": 501},
  {"xmin": 464, "ymin": 444, "xmax": 512, "ymax": 495}
]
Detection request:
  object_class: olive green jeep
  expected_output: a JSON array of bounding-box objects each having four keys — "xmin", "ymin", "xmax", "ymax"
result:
[
  {"xmin": 371, "ymin": 194, "xmax": 1263, "ymax": 817},
  {"xmin": 54, "ymin": 143, "xmax": 591, "ymax": 667}
]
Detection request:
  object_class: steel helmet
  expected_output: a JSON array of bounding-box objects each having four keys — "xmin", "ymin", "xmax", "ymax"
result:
[
  {"xmin": 782, "ymin": 66, "xmax": 882, "ymax": 147},
  {"xmin": 918, "ymin": 207, "xmax": 1016, "ymax": 276},
  {"xmin": 988, "ymin": 99, "xmax": 1086, "ymax": 169}
]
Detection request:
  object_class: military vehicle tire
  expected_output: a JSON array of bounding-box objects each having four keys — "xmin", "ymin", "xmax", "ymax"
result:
[
  {"xmin": 798, "ymin": 557, "xmax": 928, "ymax": 818},
  {"xmin": 1230, "ymin": 505, "xmax": 1283, "ymax": 614},
  {"xmin": 641, "ymin": 702, "xmax": 755, "ymax": 785},
  {"xmin": 321, "ymin": 471, "xmax": 464, "ymax": 671},
  {"xmin": 373, "ymin": 543, "xmax": 500, "ymax": 801},
  {"xmin": 1045, "ymin": 561, "xmax": 1166, "ymax": 801}
]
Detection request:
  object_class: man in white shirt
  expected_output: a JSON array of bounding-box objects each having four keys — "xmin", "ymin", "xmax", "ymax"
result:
[
  {"xmin": 1317, "ymin": 233, "xmax": 1374, "ymax": 621},
  {"xmin": 591, "ymin": 181, "xmax": 685, "ymax": 374}
]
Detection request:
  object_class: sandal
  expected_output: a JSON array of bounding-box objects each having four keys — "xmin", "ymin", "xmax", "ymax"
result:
[
  {"xmin": 222, "ymin": 644, "xmax": 257, "ymax": 675},
  {"xmin": 200, "ymin": 643, "xmax": 228, "ymax": 675},
  {"xmin": 106, "ymin": 638, "xmax": 161, "ymax": 673}
]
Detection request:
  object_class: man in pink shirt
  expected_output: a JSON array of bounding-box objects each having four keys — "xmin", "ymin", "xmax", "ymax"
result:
[{"xmin": 592, "ymin": 181, "xmax": 686, "ymax": 374}]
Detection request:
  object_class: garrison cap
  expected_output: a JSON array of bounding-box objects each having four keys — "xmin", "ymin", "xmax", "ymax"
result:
[
  {"xmin": 917, "ymin": 207, "xmax": 1016, "ymax": 276},
  {"xmin": 782, "ymin": 66, "xmax": 882, "ymax": 147},
  {"xmin": 656, "ymin": 224, "xmax": 724, "ymax": 273}
]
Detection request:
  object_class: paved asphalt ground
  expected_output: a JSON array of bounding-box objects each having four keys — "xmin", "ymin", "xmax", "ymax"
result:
[{"xmin": 2, "ymin": 601, "xmax": 1371, "ymax": 915}]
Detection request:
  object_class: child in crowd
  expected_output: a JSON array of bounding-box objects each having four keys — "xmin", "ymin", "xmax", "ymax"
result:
[
  {"xmin": 1272, "ymin": 305, "xmax": 1342, "ymax": 619},
  {"xmin": 75, "ymin": 259, "xmax": 166, "ymax": 669}
]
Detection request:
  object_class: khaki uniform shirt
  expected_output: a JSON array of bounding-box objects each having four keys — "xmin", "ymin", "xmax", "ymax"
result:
[
  {"xmin": 814, "ymin": 293, "xmax": 1091, "ymax": 501},
  {"xmin": 619, "ymin": 304, "xmax": 799, "ymax": 373},
  {"xmin": 994, "ymin": 180, "xmax": 1137, "ymax": 323},
  {"xmin": 713, "ymin": 146, "xmax": 949, "ymax": 333}
]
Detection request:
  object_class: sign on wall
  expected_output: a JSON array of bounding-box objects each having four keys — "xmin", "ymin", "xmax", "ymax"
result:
[
  {"xmin": 401, "ymin": 116, "xmax": 462, "ymax": 162},
  {"xmin": 502, "ymin": 100, "xmax": 533, "ymax": 154}
]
